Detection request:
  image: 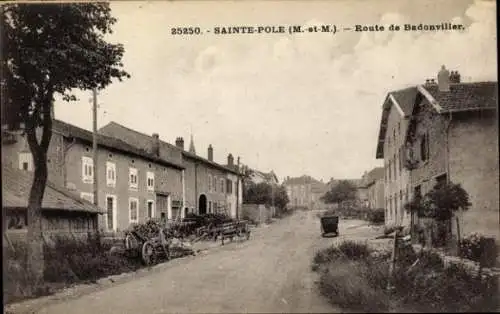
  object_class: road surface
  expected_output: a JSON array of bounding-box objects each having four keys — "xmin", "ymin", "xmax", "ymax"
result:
[{"xmin": 35, "ymin": 211, "xmax": 377, "ymax": 314}]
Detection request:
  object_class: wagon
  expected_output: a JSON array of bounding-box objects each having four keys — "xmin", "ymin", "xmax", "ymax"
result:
[
  {"xmin": 124, "ymin": 229, "xmax": 171, "ymax": 265},
  {"xmin": 320, "ymin": 215, "xmax": 339, "ymax": 237}
]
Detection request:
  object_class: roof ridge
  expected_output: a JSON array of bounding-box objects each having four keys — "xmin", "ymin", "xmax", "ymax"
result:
[{"xmin": 102, "ymin": 121, "xmax": 180, "ymax": 151}]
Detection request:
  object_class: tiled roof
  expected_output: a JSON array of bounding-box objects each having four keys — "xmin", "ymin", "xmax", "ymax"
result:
[
  {"xmin": 2, "ymin": 166, "xmax": 103, "ymax": 213},
  {"xmin": 182, "ymin": 151, "xmax": 241, "ymax": 175},
  {"xmin": 360, "ymin": 167, "xmax": 384, "ymax": 188},
  {"xmin": 99, "ymin": 121, "xmax": 240, "ymax": 175},
  {"xmin": 53, "ymin": 120, "xmax": 184, "ymax": 170},
  {"xmin": 251, "ymin": 169, "xmax": 279, "ymax": 183},
  {"xmin": 422, "ymin": 82, "xmax": 498, "ymax": 113},
  {"xmin": 376, "ymin": 87, "xmax": 418, "ymax": 159}
]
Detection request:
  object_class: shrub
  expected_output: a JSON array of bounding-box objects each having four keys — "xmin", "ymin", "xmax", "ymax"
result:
[
  {"xmin": 318, "ymin": 261, "xmax": 390, "ymax": 312},
  {"xmin": 337, "ymin": 240, "xmax": 371, "ymax": 260},
  {"xmin": 367, "ymin": 208, "xmax": 385, "ymax": 225}
]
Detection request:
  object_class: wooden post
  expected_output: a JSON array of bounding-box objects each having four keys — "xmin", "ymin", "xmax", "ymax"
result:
[
  {"xmin": 456, "ymin": 215, "xmax": 461, "ymax": 255},
  {"xmin": 387, "ymin": 229, "xmax": 399, "ymax": 292},
  {"xmin": 92, "ymin": 88, "xmax": 99, "ymax": 208}
]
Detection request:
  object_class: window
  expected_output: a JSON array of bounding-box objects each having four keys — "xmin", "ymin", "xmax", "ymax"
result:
[
  {"xmin": 129, "ymin": 198, "xmax": 139, "ymax": 223},
  {"xmin": 394, "ymin": 153, "xmax": 398, "ymax": 177},
  {"xmin": 420, "ymin": 133, "xmax": 429, "ymax": 162},
  {"xmin": 82, "ymin": 156, "xmax": 94, "ymax": 184},
  {"xmin": 208, "ymin": 175, "xmax": 212, "ymax": 192},
  {"xmin": 18, "ymin": 152, "xmax": 33, "ymax": 171},
  {"xmin": 220, "ymin": 178, "xmax": 225, "ymax": 193},
  {"xmin": 129, "ymin": 167, "xmax": 138, "ymax": 190},
  {"xmin": 147, "ymin": 171, "xmax": 155, "ymax": 192},
  {"xmin": 106, "ymin": 195, "xmax": 116, "ymax": 231},
  {"xmin": 399, "ymin": 147, "xmax": 403, "ymax": 172},
  {"xmin": 213, "ymin": 176, "xmax": 217, "ymax": 192},
  {"xmin": 80, "ymin": 192, "xmax": 94, "ymax": 204},
  {"xmin": 106, "ymin": 162, "xmax": 116, "ymax": 187},
  {"xmin": 226, "ymin": 179, "xmax": 233, "ymax": 194},
  {"xmin": 146, "ymin": 200, "xmax": 155, "ymax": 219},
  {"xmin": 208, "ymin": 201, "xmax": 212, "ymax": 213}
]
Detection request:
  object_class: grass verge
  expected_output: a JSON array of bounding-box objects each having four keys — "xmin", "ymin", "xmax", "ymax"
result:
[{"xmin": 313, "ymin": 240, "xmax": 498, "ymax": 313}]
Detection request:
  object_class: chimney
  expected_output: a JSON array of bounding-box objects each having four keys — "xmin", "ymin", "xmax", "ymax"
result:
[
  {"xmin": 208, "ymin": 144, "xmax": 213, "ymax": 161},
  {"xmin": 152, "ymin": 133, "xmax": 160, "ymax": 157},
  {"xmin": 437, "ymin": 65, "xmax": 450, "ymax": 92},
  {"xmin": 175, "ymin": 137, "xmax": 184, "ymax": 150},
  {"xmin": 449, "ymin": 70, "xmax": 461, "ymax": 84},
  {"xmin": 227, "ymin": 153, "xmax": 234, "ymax": 166}
]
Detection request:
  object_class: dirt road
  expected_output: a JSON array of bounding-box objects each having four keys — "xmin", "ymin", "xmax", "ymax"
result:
[{"xmin": 35, "ymin": 211, "xmax": 377, "ymax": 314}]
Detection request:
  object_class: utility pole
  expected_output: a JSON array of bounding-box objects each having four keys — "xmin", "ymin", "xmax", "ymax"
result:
[
  {"xmin": 236, "ymin": 157, "xmax": 241, "ymax": 220},
  {"xmin": 92, "ymin": 88, "xmax": 99, "ymax": 207}
]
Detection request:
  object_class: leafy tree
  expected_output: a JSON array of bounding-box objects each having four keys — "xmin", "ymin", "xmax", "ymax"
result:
[
  {"xmin": 243, "ymin": 182, "xmax": 289, "ymax": 210},
  {"xmin": 405, "ymin": 181, "xmax": 471, "ymax": 220},
  {"xmin": 404, "ymin": 181, "xmax": 471, "ymax": 247},
  {"xmin": 1, "ymin": 3, "xmax": 129, "ymax": 285},
  {"xmin": 321, "ymin": 180, "xmax": 358, "ymax": 205}
]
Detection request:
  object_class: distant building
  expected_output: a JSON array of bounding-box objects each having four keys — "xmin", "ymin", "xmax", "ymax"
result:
[
  {"xmin": 359, "ymin": 167, "xmax": 385, "ymax": 209},
  {"xmin": 283, "ymin": 175, "xmax": 327, "ymax": 209},
  {"xmin": 247, "ymin": 169, "xmax": 279, "ymax": 185}
]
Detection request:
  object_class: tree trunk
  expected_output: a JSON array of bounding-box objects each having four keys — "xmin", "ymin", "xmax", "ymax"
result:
[
  {"xmin": 26, "ymin": 158, "xmax": 47, "ymax": 286},
  {"xmin": 25, "ymin": 92, "xmax": 53, "ymax": 288}
]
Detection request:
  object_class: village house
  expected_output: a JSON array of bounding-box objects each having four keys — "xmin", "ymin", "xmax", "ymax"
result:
[
  {"xmin": 402, "ymin": 67, "xmax": 498, "ymax": 242},
  {"xmin": 175, "ymin": 138, "xmax": 243, "ymax": 219},
  {"xmin": 246, "ymin": 169, "xmax": 279, "ymax": 185},
  {"xmin": 99, "ymin": 122, "xmax": 243, "ymax": 219},
  {"xmin": 376, "ymin": 83, "xmax": 416, "ymax": 227},
  {"xmin": 2, "ymin": 119, "xmax": 185, "ymax": 232},
  {"xmin": 2, "ymin": 165, "xmax": 103, "ymax": 243},
  {"xmin": 283, "ymin": 175, "xmax": 327, "ymax": 210},
  {"xmin": 359, "ymin": 167, "xmax": 385, "ymax": 210}
]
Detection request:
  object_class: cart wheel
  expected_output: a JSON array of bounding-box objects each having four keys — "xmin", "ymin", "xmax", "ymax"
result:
[{"xmin": 142, "ymin": 241, "xmax": 155, "ymax": 266}]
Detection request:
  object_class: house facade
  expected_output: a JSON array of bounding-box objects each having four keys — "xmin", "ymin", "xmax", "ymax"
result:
[
  {"xmin": 376, "ymin": 85, "xmax": 416, "ymax": 227},
  {"xmin": 99, "ymin": 122, "xmax": 243, "ymax": 219},
  {"xmin": 176, "ymin": 140, "xmax": 242, "ymax": 219},
  {"xmin": 3, "ymin": 119, "xmax": 185, "ymax": 232},
  {"xmin": 402, "ymin": 68, "xmax": 498, "ymax": 241},
  {"xmin": 360, "ymin": 167, "xmax": 385, "ymax": 210},
  {"xmin": 98, "ymin": 122, "xmax": 186, "ymax": 220},
  {"xmin": 283, "ymin": 175, "xmax": 326, "ymax": 209}
]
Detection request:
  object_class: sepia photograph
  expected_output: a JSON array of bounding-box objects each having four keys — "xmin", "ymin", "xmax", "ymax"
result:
[{"xmin": 1, "ymin": 0, "xmax": 498, "ymax": 313}]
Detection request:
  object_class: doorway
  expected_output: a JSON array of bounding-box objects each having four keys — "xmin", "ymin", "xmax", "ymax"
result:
[{"xmin": 199, "ymin": 194, "xmax": 207, "ymax": 215}]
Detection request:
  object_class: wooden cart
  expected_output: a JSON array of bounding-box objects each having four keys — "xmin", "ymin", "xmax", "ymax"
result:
[{"xmin": 124, "ymin": 229, "xmax": 171, "ymax": 265}]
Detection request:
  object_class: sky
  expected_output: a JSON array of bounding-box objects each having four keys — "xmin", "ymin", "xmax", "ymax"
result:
[{"xmin": 54, "ymin": 0, "xmax": 497, "ymax": 183}]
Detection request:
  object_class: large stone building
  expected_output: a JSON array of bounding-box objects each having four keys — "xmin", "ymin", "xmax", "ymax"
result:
[
  {"xmin": 283, "ymin": 175, "xmax": 327, "ymax": 209},
  {"xmin": 99, "ymin": 122, "xmax": 243, "ymax": 219},
  {"xmin": 376, "ymin": 66, "xmax": 498, "ymax": 241},
  {"xmin": 376, "ymin": 82, "xmax": 416, "ymax": 227},
  {"xmin": 3, "ymin": 119, "xmax": 185, "ymax": 232},
  {"xmin": 402, "ymin": 68, "xmax": 498, "ymax": 241}
]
